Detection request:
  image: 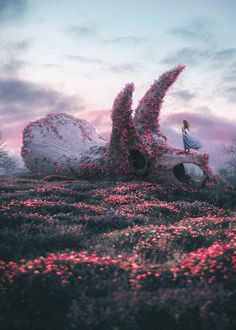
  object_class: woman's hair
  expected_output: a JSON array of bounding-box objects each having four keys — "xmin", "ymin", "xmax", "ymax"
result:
[{"xmin": 183, "ymin": 119, "xmax": 190, "ymax": 130}]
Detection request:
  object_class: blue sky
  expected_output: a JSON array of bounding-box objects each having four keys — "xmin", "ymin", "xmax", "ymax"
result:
[{"xmin": 0, "ymin": 0, "xmax": 236, "ymax": 168}]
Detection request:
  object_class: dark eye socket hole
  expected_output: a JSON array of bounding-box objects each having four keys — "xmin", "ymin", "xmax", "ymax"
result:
[
  {"xmin": 173, "ymin": 163, "xmax": 205, "ymax": 185},
  {"xmin": 129, "ymin": 150, "xmax": 146, "ymax": 170},
  {"xmin": 173, "ymin": 163, "xmax": 190, "ymax": 183}
]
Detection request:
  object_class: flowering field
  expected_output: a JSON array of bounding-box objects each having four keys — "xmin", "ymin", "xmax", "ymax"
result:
[{"xmin": 0, "ymin": 177, "xmax": 236, "ymax": 330}]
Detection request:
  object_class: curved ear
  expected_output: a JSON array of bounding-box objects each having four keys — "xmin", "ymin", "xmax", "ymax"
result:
[
  {"xmin": 134, "ymin": 64, "xmax": 185, "ymax": 133},
  {"xmin": 108, "ymin": 83, "xmax": 135, "ymax": 158}
]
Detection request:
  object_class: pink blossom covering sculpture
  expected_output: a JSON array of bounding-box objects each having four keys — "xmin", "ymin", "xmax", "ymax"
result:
[{"xmin": 21, "ymin": 65, "xmax": 212, "ymax": 186}]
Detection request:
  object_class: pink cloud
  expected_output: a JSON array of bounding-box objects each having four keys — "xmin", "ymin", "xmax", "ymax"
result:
[
  {"xmin": 1, "ymin": 122, "xmax": 26, "ymax": 155},
  {"xmin": 78, "ymin": 109, "xmax": 112, "ymax": 139}
]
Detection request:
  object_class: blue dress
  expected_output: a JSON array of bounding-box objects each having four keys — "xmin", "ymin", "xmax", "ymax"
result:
[{"xmin": 182, "ymin": 127, "xmax": 202, "ymax": 151}]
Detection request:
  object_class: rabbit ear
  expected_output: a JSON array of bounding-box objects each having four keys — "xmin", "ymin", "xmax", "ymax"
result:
[
  {"xmin": 107, "ymin": 83, "xmax": 135, "ymax": 170},
  {"xmin": 134, "ymin": 65, "xmax": 185, "ymax": 135}
]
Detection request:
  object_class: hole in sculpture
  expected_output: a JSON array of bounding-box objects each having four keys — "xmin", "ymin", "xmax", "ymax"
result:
[
  {"xmin": 173, "ymin": 163, "xmax": 204, "ymax": 185},
  {"xmin": 129, "ymin": 149, "xmax": 147, "ymax": 171}
]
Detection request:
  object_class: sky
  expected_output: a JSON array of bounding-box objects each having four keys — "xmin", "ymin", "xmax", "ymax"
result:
[{"xmin": 0, "ymin": 0, "xmax": 236, "ymax": 169}]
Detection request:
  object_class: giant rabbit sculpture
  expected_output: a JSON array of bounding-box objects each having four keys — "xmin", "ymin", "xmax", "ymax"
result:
[{"xmin": 21, "ymin": 64, "xmax": 212, "ymax": 186}]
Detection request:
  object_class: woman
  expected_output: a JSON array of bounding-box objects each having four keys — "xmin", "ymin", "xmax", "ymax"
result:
[{"xmin": 182, "ymin": 120, "xmax": 202, "ymax": 152}]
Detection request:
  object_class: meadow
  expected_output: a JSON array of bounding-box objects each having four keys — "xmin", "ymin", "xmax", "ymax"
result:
[{"xmin": 0, "ymin": 176, "xmax": 236, "ymax": 330}]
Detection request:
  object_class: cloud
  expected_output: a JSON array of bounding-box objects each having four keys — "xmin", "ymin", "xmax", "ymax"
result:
[
  {"xmin": 0, "ymin": 39, "xmax": 32, "ymax": 59},
  {"xmin": 66, "ymin": 55, "xmax": 103, "ymax": 65},
  {"xmin": 67, "ymin": 24, "xmax": 97, "ymax": 37},
  {"xmin": 161, "ymin": 46, "xmax": 236, "ymax": 68},
  {"xmin": 81, "ymin": 109, "xmax": 112, "ymax": 139},
  {"xmin": 194, "ymin": 106, "xmax": 213, "ymax": 115},
  {"xmin": 14, "ymin": 39, "xmax": 31, "ymax": 50},
  {"xmin": 171, "ymin": 89, "xmax": 196, "ymax": 101},
  {"xmin": 0, "ymin": 79, "xmax": 82, "ymax": 109},
  {"xmin": 212, "ymin": 60, "xmax": 236, "ymax": 102},
  {"xmin": 0, "ymin": 0, "xmax": 28, "ymax": 21},
  {"xmin": 168, "ymin": 18, "xmax": 214, "ymax": 44},
  {"xmin": 161, "ymin": 47, "xmax": 211, "ymax": 66},
  {"xmin": 164, "ymin": 19, "xmax": 235, "ymax": 67},
  {"xmin": 0, "ymin": 78, "xmax": 85, "ymax": 153},
  {"xmin": 224, "ymin": 69, "xmax": 236, "ymax": 83},
  {"xmin": 66, "ymin": 54, "xmax": 144, "ymax": 74},
  {"xmin": 214, "ymin": 59, "xmax": 236, "ymax": 102},
  {"xmin": 220, "ymin": 86, "xmax": 236, "ymax": 102},
  {"xmin": 0, "ymin": 59, "xmax": 27, "ymax": 75},
  {"xmin": 104, "ymin": 36, "xmax": 148, "ymax": 46},
  {"xmin": 0, "ymin": 39, "xmax": 33, "ymax": 76},
  {"xmin": 106, "ymin": 62, "xmax": 144, "ymax": 74},
  {"xmin": 213, "ymin": 48, "xmax": 236, "ymax": 62},
  {"xmin": 170, "ymin": 26, "xmax": 210, "ymax": 43},
  {"xmin": 221, "ymin": 61, "xmax": 236, "ymax": 84}
]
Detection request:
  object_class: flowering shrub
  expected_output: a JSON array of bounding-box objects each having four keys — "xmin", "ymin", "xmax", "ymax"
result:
[
  {"xmin": 116, "ymin": 232, "xmax": 236, "ymax": 291},
  {"xmin": 1, "ymin": 198, "xmax": 105, "ymax": 216},
  {"xmin": 1, "ymin": 230, "xmax": 236, "ymax": 293},
  {"xmin": 102, "ymin": 217, "xmax": 236, "ymax": 261},
  {"xmin": 171, "ymin": 201, "xmax": 227, "ymax": 218},
  {"xmin": 177, "ymin": 237, "xmax": 236, "ymax": 286},
  {"xmin": 0, "ymin": 177, "xmax": 236, "ymax": 329},
  {"xmin": 0, "ymin": 251, "xmax": 135, "ymax": 291}
]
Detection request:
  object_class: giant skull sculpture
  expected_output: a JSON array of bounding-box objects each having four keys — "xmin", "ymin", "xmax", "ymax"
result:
[{"xmin": 21, "ymin": 65, "xmax": 212, "ymax": 186}]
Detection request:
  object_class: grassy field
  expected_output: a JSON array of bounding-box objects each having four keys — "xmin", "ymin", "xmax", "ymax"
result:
[{"xmin": 0, "ymin": 176, "xmax": 236, "ymax": 330}]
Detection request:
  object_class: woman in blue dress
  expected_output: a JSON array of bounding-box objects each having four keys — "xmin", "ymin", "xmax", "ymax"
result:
[{"xmin": 182, "ymin": 120, "xmax": 202, "ymax": 152}]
